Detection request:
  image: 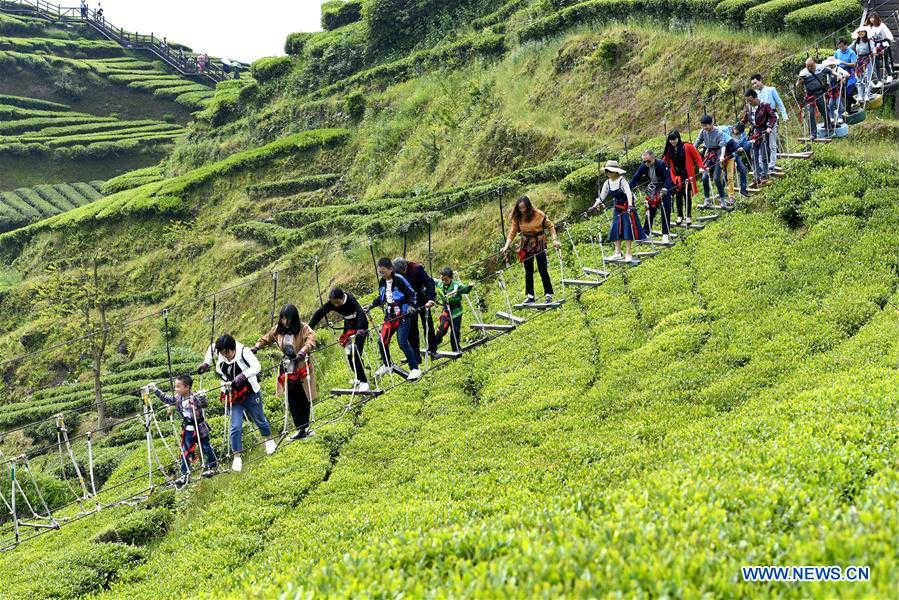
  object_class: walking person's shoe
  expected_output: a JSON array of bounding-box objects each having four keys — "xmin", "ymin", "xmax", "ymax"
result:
[
  {"xmin": 675, "ymin": 217, "xmax": 683, "ymax": 226},
  {"xmin": 174, "ymin": 474, "xmax": 189, "ymax": 489},
  {"xmin": 740, "ymin": 189, "xmax": 750, "ymax": 198},
  {"xmin": 685, "ymin": 216, "xmax": 692, "ymax": 225},
  {"xmin": 545, "ymin": 294, "xmax": 553, "ymax": 303},
  {"xmin": 522, "ymin": 295, "xmax": 535, "ymax": 304},
  {"xmin": 374, "ymin": 365, "xmax": 392, "ymax": 377},
  {"xmin": 407, "ymin": 368, "xmax": 422, "ymax": 381},
  {"xmin": 202, "ymin": 468, "xmax": 217, "ymax": 478},
  {"xmin": 661, "ymin": 234, "xmax": 670, "ymax": 244},
  {"xmin": 608, "ymin": 252, "xmax": 623, "ymax": 260},
  {"xmin": 264, "ymin": 439, "xmax": 277, "ymax": 455},
  {"xmin": 355, "ymin": 381, "xmax": 371, "ymax": 392},
  {"xmin": 719, "ymin": 197, "xmax": 728, "ymax": 209},
  {"xmin": 231, "ymin": 456, "xmax": 243, "ymax": 472},
  {"xmin": 699, "ymin": 197, "xmax": 712, "ymax": 209},
  {"xmin": 290, "ymin": 429, "xmax": 311, "ymax": 441}
]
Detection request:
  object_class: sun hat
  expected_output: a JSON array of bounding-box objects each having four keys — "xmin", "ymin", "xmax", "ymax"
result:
[{"xmin": 603, "ymin": 160, "xmax": 626, "ymax": 174}]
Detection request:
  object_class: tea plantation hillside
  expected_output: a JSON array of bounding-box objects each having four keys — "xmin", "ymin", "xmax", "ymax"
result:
[
  {"xmin": 0, "ymin": 0, "xmax": 895, "ymax": 597},
  {"xmin": 0, "ymin": 8, "xmax": 219, "ymax": 188}
]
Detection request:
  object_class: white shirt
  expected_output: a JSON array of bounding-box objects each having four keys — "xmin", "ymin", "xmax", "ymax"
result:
[
  {"xmin": 868, "ymin": 23, "xmax": 894, "ymax": 43},
  {"xmin": 597, "ymin": 177, "xmax": 634, "ymax": 208}
]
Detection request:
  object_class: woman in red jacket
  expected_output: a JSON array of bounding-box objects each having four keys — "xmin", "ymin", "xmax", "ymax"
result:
[{"xmin": 662, "ymin": 130, "xmax": 705, "ymax": 226}]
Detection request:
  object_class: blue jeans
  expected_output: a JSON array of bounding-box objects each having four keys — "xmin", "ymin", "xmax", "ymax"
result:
[
  {"xmin": 397, "ymin": 314, "xmax": 420, "ymax": 369},
  {"xmin": 702, "ymin": 163, "xmax": 725, "ymax": 200},
  {"xmin": 230, "ymin": 390, "xmax": 271, "ymax": 453},
  {"xmin": 751, "ymin": 140, "xmax": 769, "ymax": 180},
  {"xmin": 180, "ymin": 429, "xmax": 217, "ymax": 474}
]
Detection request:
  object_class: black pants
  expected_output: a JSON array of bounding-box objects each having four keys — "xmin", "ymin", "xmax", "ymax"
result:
[
  {"xmin": 808, "ymin": 95, "xmax": 831, "ymax": 138},
  {"xmin": 674, "ymin": 184, "xmax": 693, "ymax": 219},
  {"xmin": 287, "ymin": 381, "xmax": 311, "ymax": 431},
  {"xmin": 345, "ymin": 332, "xmax": 367, "ymax": 383},
  {"xmin": 408, "ymin": 306, "xmax": 436, "ymax": 355},
  {"xmin": 644, "ymin": 194, "xmax": 671, "ymax": 235},
  {"xmin": 524, "ymin": 252, "xmax": 553, "ymax": 297}
]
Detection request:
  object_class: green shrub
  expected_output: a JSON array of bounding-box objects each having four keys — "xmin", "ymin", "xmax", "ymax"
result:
[
  {"xmin": 322, "ymin": 0, "xmax": 363, "ymax": 30},
  {"xmin": 251, "ymin": 56, "xmax": 293, "ymax": 83},
  {"xmin": 94, "ymin": 507, "xmax": 174, "ymax": 546},
  {"xmin": 471, "ymin": 0, "xmax": 528, "ymax": 28},
  {"xmin": 783, "ymin": 0, "xmax": 862, "ymax": 33},
  {"xmin": 51, "ymin": 66, "xmax": 87, "ymax": 100},
  {"xmin": 230, "ymin": 221, "xmax": 300, "ymax": 246},
  {"xmin": 65, "ymin": 543, "xmax": 146, "ymax": 596},
  {"xmin": 362, "ymin": 0, "xmax": 473, "ymax": 56},
  {"xmin": 284, "ymin": 31, "xmax": 312, "ymax": 56},
  {"xmin": 0, "ymin": 94, "xmax": 68, "ymax": 111},
  {"xmin": 247, "ymin": 173, "xmax": 342, "ymax": 198},
  {"xmin": 235, "ymin": 244, "xmax": 287, "ymax": 275},
  {"xmin": 345, "ymin": 90, "xmax": 365, "ymax": 119},
  {"xmin": 744, "ymin": 0, "xmax": 818, "ymax": 30},
  {"xmin": 23, "ymin": 410, "xmax": 81, "ymax": 444},
  {"xmin": 144, "ymin": 489, "xmax": 176, "ymax": 510},
  {"xmin": 516, "ymin": 0, "xmax": 635, "ymax": 43},
  {"xmin": 0, "ymin": 469, "xmax": 74, "ymax": 524},
  {"xmin": 715, "ymin": 0, "xmax": 767, "ymax": 22}
]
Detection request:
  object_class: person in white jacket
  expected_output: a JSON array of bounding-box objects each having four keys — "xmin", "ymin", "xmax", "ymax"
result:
[
  {"xmin": 865, "ymin": 13, "xmax": 895, "ymax": 81},
  {"xmin": 199, "ymin": 333, "xmax": 275, "ymax": 472}
]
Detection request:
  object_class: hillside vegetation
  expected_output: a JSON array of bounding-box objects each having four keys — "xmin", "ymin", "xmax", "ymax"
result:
[{"xmin": 0, "ymin": 0, "xmax": 894, "ymax": 597}]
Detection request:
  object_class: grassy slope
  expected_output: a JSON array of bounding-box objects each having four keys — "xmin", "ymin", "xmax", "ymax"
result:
[{"xmin": 0, "ymin": 147, "xmax": 896, "ymax": 598}]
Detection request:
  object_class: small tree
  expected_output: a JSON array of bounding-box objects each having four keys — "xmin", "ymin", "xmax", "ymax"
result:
[{"xmin": 35, "ymin": 233, "xmax": 123, "ymax": 429}]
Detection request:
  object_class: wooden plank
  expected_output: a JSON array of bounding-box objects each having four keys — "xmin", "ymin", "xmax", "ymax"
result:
[
  {"xmin": 496, "ymin": 311, "xmax": 525, "ymax": 324},
  {"xmin": 695, "ymin": 213, "xmax": 720, "ymax": 222},
  {"xmin": 603, "ymin": 256, "xmax": 642, "ymax": 266},
  {"xmin": 561, "ymin": 279, "xmax": 605, "ymax": 287},
  {"xmin": 633, "ymin": 250, "xmax": 659, "ymax": 259},
  {"xmin": 470, "ymin": 323, "xmax": 515, "ymax": 331},
  {"xmin": 636, "ymin": 238, "xmax": 676, "ymax": 247},
  {"xmin": 330, "ymin": 388, "xmax": 382, "ymax": 397},
  {"xmin": 512, "ymin": 300, "xmax": 566, "ymax": 310},
  {"xmin": 583, "ymin": 267, "xmax": 611, "ymax": 277},
  {"xmin": 777, "ymin": 152, "xmax": 813, "ymax": 159}
]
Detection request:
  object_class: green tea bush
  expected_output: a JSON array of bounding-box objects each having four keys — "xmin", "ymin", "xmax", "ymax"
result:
[
  {"xmin": 13, "ymin": 187, "xmax": 56, "ymax": 217},
  {"xmin": 744, "ymin": 0, "xmax": 818, "ymax": 30},
  {"xmin": 63, "ymin": 543, "xmax": 146, "ymax": 596},
  {"xmin": 94, "ymin": 507, "xmax": 174, "ymax": 546},
  {"xmin": 285, "ymin": 31, "xmax": 312, "ymax": 56},
  {"xmin": 322, "ymin": 0, "xmax": 363, "ymax": 30},
  {"xmin": 247, "ymin": 173, "xmax": 341, "ymax": 198},
  {"xmin": 251, "ymin": 56, "xmax": 293, "ymax": 84},
  {"xmin": 715, "ymin": 0, "xmax": 767, "ymax": 22},
  {"xmin": 34, "ymin": 184, "xmax": 75, "ymax": 211},
  {"xmin": 362, "ymin": 0, "xmax": 472, "ymax": 57},
  {"xmin": 23, "ymin": 410, "xmax": 81, "ymax": 444},
  {"xmin": 783, "ymin": 0, "xmax": 861, "ymax": 32},
  {"xmin": 101, "ymin": 165, "xmax": 164, "ymax": 194},
  {"xmin": 0, "ymin": 35, "xmax": 123, "ymax": 58},
  {"xmin": 0, "ymin": 94, "xmax": 68, "ymax": 111},
  {"xmin": 0, "ymin": 469, "xmax": 74, "ymax": 524}
]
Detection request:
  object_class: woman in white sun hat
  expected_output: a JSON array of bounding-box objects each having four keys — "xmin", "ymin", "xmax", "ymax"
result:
[{"xmin": 590, "ymin": 160, "xmax": 646, "ymax": 262}]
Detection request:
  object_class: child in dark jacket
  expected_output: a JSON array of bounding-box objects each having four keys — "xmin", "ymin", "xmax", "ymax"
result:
[{"xmin": 150, "ymin": 374, "xmax": 217, "ymax": 487}]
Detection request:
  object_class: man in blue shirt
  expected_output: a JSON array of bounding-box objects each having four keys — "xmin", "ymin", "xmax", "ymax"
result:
[
  {"xmin": 750, "ymin": 74, "xmax": 788, "ymax": 171},
  {"xmin": 833, "ymin": 37, "xmax": 858, "ymax": 120}
]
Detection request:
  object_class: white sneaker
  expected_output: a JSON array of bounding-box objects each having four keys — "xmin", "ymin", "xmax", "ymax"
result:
[
  {"xmin": 661, "ymin": 234, "xmax": 670, "ymax": 243},
  {"xmin": 264, "ymin": 439, "xmax": 276, "ymax": 455},
  {"xmin": 608, "ymin": 252, "xmax": 623, "ymax": 260},
  {"xmin": 407, "ymin": 368, "xmax": 422, "ymax": 380},
  {"xmin": 624, "ymin": 254, "xmax": 634, "ymax": 262},
  {"xmin": 355, "ymin": 382, "xmax": 370, "ymax": 392},
  {"xmin": 231, "ymin": 456, "xmax": 242, "ymax": 472},
  {"xmin": 374, "ymin": 365, "xmax": 391, "ymax": 377}
]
